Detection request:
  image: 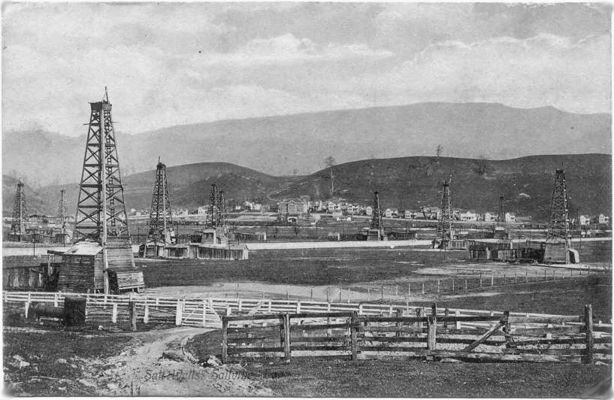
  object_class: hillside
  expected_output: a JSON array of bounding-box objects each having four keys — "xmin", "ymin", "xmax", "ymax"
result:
[
  {"xmin": 276, "ymin": 154, "xmax": 612, "ymax": 221},
  {"xmin": 13, "ymin": 154, "xmax": 612, "ymax": 221},
  {"xmin": 3, "ymin": 102, "xmax": 611, "ymax": 186},
  {"xmin": 37, "ymin": 162, "xmax": 297, "ymax": 215}
]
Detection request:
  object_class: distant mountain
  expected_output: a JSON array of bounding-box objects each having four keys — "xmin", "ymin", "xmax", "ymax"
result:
[
  {"xmin": 15, "ymin": 154, "xmax": 612, "ymax": 222},
  {"xmin": 2, "ymin": 102, "xmax": 611, "ymax": 186}
]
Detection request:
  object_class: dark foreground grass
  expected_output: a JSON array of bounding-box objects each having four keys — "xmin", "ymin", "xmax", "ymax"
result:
[
  {"xmin": 3, "ymin": 329, "xmax": 130, "ymax": 396},
  {"xmin": 188, "ymin": 330, "xmax": 611, "ymax": 398}
]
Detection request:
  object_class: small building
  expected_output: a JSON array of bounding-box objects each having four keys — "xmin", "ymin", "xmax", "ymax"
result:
[
  {"xmin": 505, "ymin": 212, "xmax": 516, "ymax": 223},
  {"xmin": 483, "ymin": 212, "xmax": 497, "ymax": 222},
  {"xmin": 57, "ymin": 239, "xmax": 144, "ymax": 293},
  {"xmin": 579, "ymin": 215, "xmax": 591, "ymax": 226},
  {"xmin": 365, "ymin": 206, "xmax": 373, "ymax": 216},
  {"xmin": 460, "ymin": 211, "xmax": 479, "ymax": 222}
]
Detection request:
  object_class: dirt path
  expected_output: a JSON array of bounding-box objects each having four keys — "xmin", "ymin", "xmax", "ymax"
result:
[{"xmin": 78, "ymin": 327, "xmax": 273, "ymax": 396}]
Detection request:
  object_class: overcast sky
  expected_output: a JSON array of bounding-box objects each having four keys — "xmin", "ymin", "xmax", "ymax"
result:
[{"xmin": 3, "ymin": 2, "xmax": 611, "ymax": 137}]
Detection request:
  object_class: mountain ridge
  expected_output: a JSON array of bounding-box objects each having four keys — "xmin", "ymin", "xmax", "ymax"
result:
[{"xmin": 2, "ymin": 102, "xmax": 610, "ymax": 187}]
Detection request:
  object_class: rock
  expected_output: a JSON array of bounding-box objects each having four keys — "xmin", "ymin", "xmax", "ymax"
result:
[
  {"xmin": 205, "ymin": 356, "xmax": 222, "ymax": 367},
  {"xmin": 162, "ymin": 350, "xmax": 185, "ymax": 362},
  {"xmin": 18, "ymin": 361, "xmax": 30, "ymax": 369},
  {"xmin": 55, "ymin": 358, "xmax": 68, "ymax": 365},
  {"xmin": 78, "ymin": 379, "xmax": 97, "ymax": 388}
]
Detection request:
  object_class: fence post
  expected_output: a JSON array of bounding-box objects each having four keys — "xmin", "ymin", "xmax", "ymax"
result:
[
  {"xmin": 502, "ymin": 311, "xmax": 510, "ymax": 348},
  {"xmin": 54, "ymin": 293, "xmax": 59, "ymax": 307},
  {"xmin": 584, "ymin": 304, "xmax": 594, "ymax": 364},
  {"xmin": 395, "ymin": 309, "xmax": 402, "ymax": 338},
  {"xmin": 491, "ymin": 274, "xmax": 494, "ymax": 286},
  {"xmin": 175, "ymin": 300, "xmax": 183, "ymax": 326},
  {"xmin": 437, "ymin": 280, "xmax": 440, "ymax": 294},
  {"xmin": 455, "ymin": 310, "xmax": 461, "ymax": 330},
  {"xmin": 408, "ymin": 283, "xmax": 411, "ymax": 298},
  {"xmin": 203, "ymin": 299, "xmax": 207, "ymax": 328},
  {"xmin": 284, "ymin": 313, "xmax": 291, "ymax": 361},
  {"xmin": 112, "ymin": 303, "xmax": 118, "ymax": 324},
  {"xmin": 359, "ymin": 304, "xmax": 364, "ymax": 315},
  {"xmin": 479, "ymin": 273, "xmax": 483, "ymax": 288},
  {"xmin": 351, "ymin": 312, "xmax": 358, "ymax": 361},
  {"xmin": 129, "ymin": 301, "xmax": 137, "ymax": 332},
  {"xmin": 514, "ymin": 273, "xmax": 517, "ymax": 284},
  {"xmin": 268, "ymin": 300, "xmax": 272, "ymax": 313},
  {"xmin": 381, "ymin": 284, "xmax": 384, "ymax": 300},
  {"xmin": 221, "ymin": 317, "xmax": 228, "ymax": 364},
  {"xmin": 144, "ymin": 302, "xmax": 150, "ymax": 324},
  {"xmin": 464, "ymin": 279, "xmax": 468, "ymax": 292},
  {"xmin": 444, "ymin": 308, "xmax": 449, "ymax": 331},
  {"xmin": 422, "ymin": 282, "xmax": 425, "ymax": 295},
  {"xmin": 427, "ymin": 303, "xmax": 437, "ymax": 350},
  {"xmin": 451, "ymin": 279, "xmax": 454, "ymax": 293},
  {"xmin": 525, "ymin": 270, "xmax": 528, "ymax": 283},
  {"xmin": 415, "ymin": 308, "xmax": 423, "ymax": 330},
  {"xmin": 238, "ymin": 299, "xmax": 243, "ymax": 312},
  {"xmin": 296, "ymin": 301, "xmax": 301, "ymax": 313}
]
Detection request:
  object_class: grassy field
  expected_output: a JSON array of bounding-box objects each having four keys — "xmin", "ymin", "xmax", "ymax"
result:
[{"xmin": 139, "ymin": 248, "xmax": 466, "ymax": 287}]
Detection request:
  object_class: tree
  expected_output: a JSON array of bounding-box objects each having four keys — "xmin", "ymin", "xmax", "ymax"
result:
[
  {"xmin": 436, "ymin": 145, "xmax": 443, "ymax": 159},
  {"xmin": 475, "ymin": 155, "xmax": 489, "ymax": 176},
  {"xmin": 324, "ymin": 156, "xmax": 336, "ymax": 198}
]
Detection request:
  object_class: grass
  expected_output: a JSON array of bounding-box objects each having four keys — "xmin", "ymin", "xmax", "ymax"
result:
[
  {"xmin": 3, "ymin": 329, "xmax": 130, "ymax": 396},
  {"xmin": 140, "ymin": 248, "xmax": 467, "ymax": 287}
]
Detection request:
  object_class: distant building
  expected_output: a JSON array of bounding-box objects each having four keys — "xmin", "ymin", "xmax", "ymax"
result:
[
  {"xmin": 278, "ymin": 199, "xmax": 308, "ymax": 216},
  {"xmin": 483, "ymin": 212, "xmax": 497, "ymax": 222},
  {"xmin": 460, "ymin": 211, "xmax": 478, "ymax": 222},
  {"xmin": 598, "ymin": 214, "xmax": 610, "ymax": 224},
  {"xmin": 365, "ymin": 206, "xmax": 373, "ymax": 216},
  {"xmin": 505, "ymin": 212, "xmax": 516, "ymax": 223},
  {"xmin": 579, "ymin": 215, "xmax": 591, "ymax": 226},
  {"xmin": 197, "ymin": 206, "xmax": 208, "ymax": 215}
]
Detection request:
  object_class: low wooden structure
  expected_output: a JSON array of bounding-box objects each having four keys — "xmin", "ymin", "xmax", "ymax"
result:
[{"xmin": 56, "ymin": 239, "xmax": 144, "ymax": 293}]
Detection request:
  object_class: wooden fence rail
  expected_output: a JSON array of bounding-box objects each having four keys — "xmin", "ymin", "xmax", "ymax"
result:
[{"xmin": 221, "ymin": 304, "xmax": 611, "ymax": 365}]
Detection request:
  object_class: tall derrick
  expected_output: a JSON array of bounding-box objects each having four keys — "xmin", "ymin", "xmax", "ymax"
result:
[
  {"xmin": 10, "ymin": 181, "xmax": 27, "ymax": 241},
  {"xmin": 369, "ymin": 191, "xmax": 384, "ymax": 240},
  {"xmin": 217, "ymin": 190, "xmax": 226, "ymax": 227},
  {"xmin": 437, "ymin": 177, "xmax": 453, "ymax": 248},
  {"xmin": 208, "ymin": 184, "xmax": 219, "ymax": 228},
  {"xmin": 543, "ymin": 168, "xmax": 578, "ymax": 264},
  {"xmin": 57, "ymin": 189, "xmax": 66, "ymax": 228},
  {"xmin": 148, "ymin": 158, "xmax": 173, "ymax": 243},
  {"xmin": 74, "ymin": 87, "xmax": 130, "ymax": 242},
  {"xmin": 497, "ymin": 195, "xmax": 505, "ymax": 224}
]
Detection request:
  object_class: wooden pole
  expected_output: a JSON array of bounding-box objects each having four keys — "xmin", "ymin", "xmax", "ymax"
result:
[
  {"xmin": 427, "ymin": 304, "xmax": 437, "ymax": 350},
  {"xmin": 443, "ymin": 308, "xmax": 449, "ymax": 331},
  {"xmin": 437, "ymin": 280, "xmax": 440, "ymax": 294},
  {"xmin": 202, "ymin": 300, "xmax": 207, "ymax": 327},
  {"xmin": 479, "ymin": 273, "xmax": 483, "ymax": 288},
  {"xmin": 455, "ymin": 310, "xmax": 461, "ymax": 330},
  {"xmin": 175, "ymin": 300, "xmax": 182, "ymax": 326},
  {"xmin": 464, "ymin": 279, "xmax": 468, "ymax": 292},
  {"xmin": 415, "ymin": 308, "xmax": 423, "ymax": 330},
  {"xmin": 395, "ymin": 309, "xmax": 402, "ymax": 338},
  {"xmin": 502, "ymin": 311, "xmax": 510, "ymax": 348},
  {"xmin": 584, "ymin": 304, "xmax": 594, "ymax": 364},
  {"xmin": 408, "ymin": 283, "xmax": 411, "ymax": 298},
  {"xmin": 525, "ymin": 270, "xmax": 528, "ymax": 283},
  {"xmin": 422, "ymin": 282, "xmax": 425, "ymax": 295},
  {"xmin": 221, "ymin": 317, "xmax": 228, "ymax": 363},
  {"xmin": 491, "ymin": 274, "xmax": 494, "ymax": 286},
  {"xmin": 129, "ymin": 301, "xmax": 137, "ymax": 331},
  {"xmin": 451, "ymin": 279, "xmax": 454, "ymax": 293},
  {"xmin": 351, "ymin": 312, "xmax": 358, "ymax": 361},
  {"xmin": 112, "ymin": 303, "xmax": 118, "ymax": 324},
  {"xmin": 284, "ymin": 313, "xmax": 291, "ymax": 361},
  {"xmin": 144, "ymin": 303, "xmax": 150, "ymax": 324}
]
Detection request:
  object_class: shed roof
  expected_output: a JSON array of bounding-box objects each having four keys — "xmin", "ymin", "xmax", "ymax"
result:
[{"xmin": 64, "ymin": 240, "xmax": 103, "ymax": 256}]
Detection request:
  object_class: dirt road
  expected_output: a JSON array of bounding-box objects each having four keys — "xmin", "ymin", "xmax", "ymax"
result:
[{"xmin": 80, "ymin": 327, "xmax": 273, "ymax": 396}]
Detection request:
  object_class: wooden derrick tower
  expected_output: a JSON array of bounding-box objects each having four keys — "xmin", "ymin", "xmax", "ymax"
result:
[
  {"xmin": 369, "ymin": 191, "xmax": 384, "ymax": 240},
  {"xmin": 57, "ymin": 189, "xmax": 66, "ymax": 228},
  {"xmin": 217, "ymin": 190, "xmax": 226, "ymax": 227},
  {"xmin": 62, "ymin": 88, "xmax": 143, "ymax": 294},
  {"xmin": 436, "ymin": 177, "xmax": 453, "ymax": 248},
  {"xmin": 10, "ymin": 181, "xmax": 27, "ymax": 241},
  {"xmin": 544, "ymin": 169, "xmax": 574, "ymax": 263},
  {"xmin": 148, "ymin": 158, "xmax": 173, "ymax": 243},
  {"xmin": 208, "ymin": 184, "xmax": 219, "ymax": 228},
  {"xmin": 497, "ymin": 195, "xmax": 505, "ymax": 224},
  {"xmin": 74, "ymin": 88, "xmax": 130, "ymax": 241}
]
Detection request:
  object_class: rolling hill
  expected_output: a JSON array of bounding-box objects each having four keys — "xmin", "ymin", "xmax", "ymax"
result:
[
  {"xmin": 3, "ymin": 102, "xmax": 611, "ymax": 186},
  {"xmin": 8, "ymin": 154, "xmax": 611, "ymax": 222}
]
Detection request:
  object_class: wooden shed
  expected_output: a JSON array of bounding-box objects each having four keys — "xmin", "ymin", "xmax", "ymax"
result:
[{"xmin": 57, "ymin": 239, "xmax": 144, "ymax": 293}]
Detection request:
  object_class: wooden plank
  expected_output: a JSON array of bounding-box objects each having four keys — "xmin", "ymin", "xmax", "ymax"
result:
[
  {"xmin": 291, "ymin": 344, "xmax": 349, "ymax": 351},
  {"xmin": 228, "ymin": 347, "xmax": 284, "ymax": 354},
  {"xmin": 290, "ymin": 323, "xmax": 351, "ymax": 331},
  {"xmin": 462, "ymin": 321, "xmax": 505, "ymax": 352}
]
